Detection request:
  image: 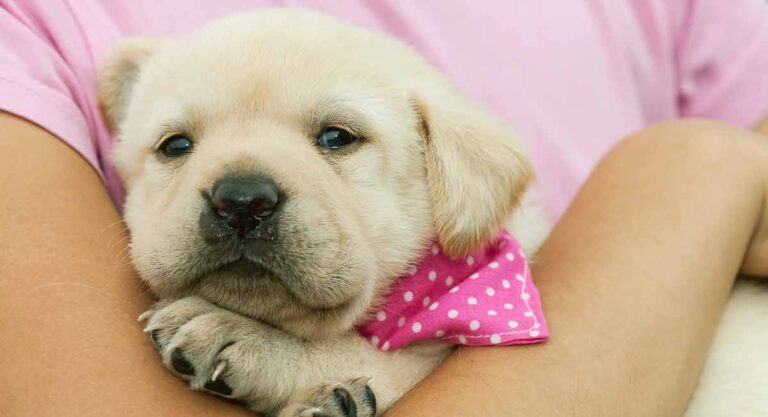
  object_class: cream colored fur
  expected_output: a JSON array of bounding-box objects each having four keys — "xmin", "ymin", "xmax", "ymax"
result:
[
  {"xmin": 100, "ymin": 9, "xmax": 768, "ymax": 417},
  {"xmin": 684, "ymin": 280, "xmax": 768, "ymax": 417}
]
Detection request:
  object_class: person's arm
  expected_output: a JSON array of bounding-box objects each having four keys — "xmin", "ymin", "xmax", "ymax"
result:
[
  {"xmin": 385, "ymin": 118, "xmax": 768, "ymax": 417},
  {"xmin": 755, "ymin": 116, "xmax": 768, "ymax": 137},
  {"xmin": 0, "ymin": 112, "xmax": 252, "ymax": 417}
]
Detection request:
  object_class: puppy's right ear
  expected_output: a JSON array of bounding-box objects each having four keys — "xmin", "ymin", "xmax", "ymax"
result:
[{"xmin": 98, "ymin": 39, "xmax": 162, "ymax": 131}]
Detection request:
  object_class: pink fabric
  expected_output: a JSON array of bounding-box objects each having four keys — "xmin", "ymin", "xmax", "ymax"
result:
[
  {"xmin": 358, "ymin": 231, "xmax": 547, "ymax": 351},
  {"xmin": 3, "ymin": 1, "xmax": 768, "ymax": 218}
]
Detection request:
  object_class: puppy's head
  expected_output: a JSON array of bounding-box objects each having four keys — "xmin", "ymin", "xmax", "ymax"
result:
[{"xmin": 101, "ymin": 10, "xmax": 532, "ymax": 338}]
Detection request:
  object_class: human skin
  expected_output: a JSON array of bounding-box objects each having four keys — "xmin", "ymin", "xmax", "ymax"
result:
[{"xmin": 1, "ymin": 112, "xmax": 768, "ymax": 416}]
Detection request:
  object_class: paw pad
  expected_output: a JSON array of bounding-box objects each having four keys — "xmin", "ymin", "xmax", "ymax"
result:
[
  {"xmin": 363, "ymin": 385, "xmax": 376, "ymax": 416},
  {"xmin": 171, "ymin": 348, "xmax": 195, "ymax": 376},
  {"xmin": 150, "ymin": 329, "xmax": 163, "ymax": 348},
  {"xmin": 333, "ymin": 387, "xmax": 357, "ymax": 417},
  {"xmin": 204, "ymin": 378, "xmax": 233, "ymax": 396}
]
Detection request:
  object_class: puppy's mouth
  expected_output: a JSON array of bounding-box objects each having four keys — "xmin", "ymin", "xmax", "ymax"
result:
[
  {"xmin": 211, "ymin": 256, "xmax": 268, "ymax": 277},
  {"xmin": 186, "ymin": 241, "xmax": 357, "ymax": 312},
  {"xmin": 195, "ymin": 241, "xmax": 285, "ymax": 283}
]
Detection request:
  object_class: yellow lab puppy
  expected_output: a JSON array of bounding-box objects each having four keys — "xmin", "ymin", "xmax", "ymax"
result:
[{"xmin": 101, "ymin": 9, "xmax": 538, "ymax": 417}]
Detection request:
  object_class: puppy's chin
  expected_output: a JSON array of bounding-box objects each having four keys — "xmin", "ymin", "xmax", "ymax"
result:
[
  {"xmin": 136, "ymin": 238, "xmax": 377, "ymax": 339},
  {"xmin": 187, "ymin": 266, "xmax": 372, "ymax": 339},
  {"xmin": 199, "ymin": 256, "xmax": 360, "ymax": 311}
]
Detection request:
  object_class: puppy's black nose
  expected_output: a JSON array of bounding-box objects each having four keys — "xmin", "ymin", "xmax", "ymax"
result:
[{"xmin": 209, "ymin": 175, "xmax": 280, "ymax": 236}]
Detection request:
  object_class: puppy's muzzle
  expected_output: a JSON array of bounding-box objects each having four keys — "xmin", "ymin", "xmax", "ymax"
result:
[{"xmin": 200, "ymin": 174, "xmax": 282, "ymax": 241}]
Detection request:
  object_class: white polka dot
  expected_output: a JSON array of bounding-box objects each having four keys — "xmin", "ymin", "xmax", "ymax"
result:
[
  {"xmin": 533, "ymin": 323, "xmax": 541, "ymax": 329},
  {"xmin": 521, "ymin": 293, "xmax": 530, "ymax": 300},
  {"xmin": 487, "ymin": 310, "xmax": 497, "ymax": 316},
  {"xmin": 467, "ymin": 296, "xmax": 478, "ymax": 305},
  {"xmin": 524, "ymin": 311, "xmax": 534, "ymax": 317},
  {"xmin": 503, "ymin": 303, "xmax": 514, "ymax": 310},
  {"xmin": 505, "ymin": 252, "xmax": 515, "ymax": 261},
  {"xmin": 449, "ymin": 286, "xmax": 459, "ymax": 293},
  {"xmin": 411, "ymin": 322, "xmax": 422, "ymax": 333},
  {"xmin": 466, "ymin": 256, "xmax": 474, "ymax": 266},
  {"xmin": 529, "ymin": 330, "xmax": 541, "ymax": 337},
  {"xmin": 435, "ymin": 330, "xmax": 445, "ymax": 337},
  {"xmin": 431, "ymin": 245, "xmax": 439, "ymax": 255},
  {"xmin": 403, "ymin": 291, "xmax": 414, "ymax": 302},
  {"xmin": 381, "ymin": 341, "xmax": 390, "ymax": 351},
  {"xmin": 458, "ymin": 335, "xmax": 467, "ymax": 344},
  {"xmin": 515, "ymin": 273, "xmax": 525, "ymax": 282},
  {"xmin": 398, "ymin": 317, "xmax": 406, "ymax": 327},
  {"xmin": 448, "ymin": 309, "xmax": 459, "ymax": 319},
  {"xmin": 370, "ymin": 336, "xmax": 380, "ymax": 346},
  {"xmin": 376, "ymin": 311, "xmax": 387, "ymax": 321},
  {"xmin": 428, "ymin": 270, "xmax": 437, "ymax": 281},
  {"xmin": 428, "ymin": 302, "xmax": 440, "ymax": 311},
  {"xmin": 490, "ymin": 334, "xmax": 502, "ymax": 344},
  {"xmin": 469, "ymin": 320, "xmax": 480, "ymax": 331},
  {"xmin": 502, "ymin": 279, "xmax": 511, "ymax": 289},
  {"xmin": 469, "ymin": 272, "xmax": 480, "ymax": 280},
  {"xmin": 488, "ymin": 261, "xmax": 499, "ymax": 269},
  {"xmin": 422, "ymin": 296, "xmax": 431, "ymax": 307},
  {"xmin": 407, "ymin": 265, "xmax": 417, "ymax": 275},
  {"xmin": 445, "ymin": 276, "xmax": 454, "ymax": 286},
  {"xmin": 508, "ymin": 320, "xmax": 519, "ymax": 328},
  {"xmin": 486, "ymin": 287, "xmax": 496, "ymax": 296}
]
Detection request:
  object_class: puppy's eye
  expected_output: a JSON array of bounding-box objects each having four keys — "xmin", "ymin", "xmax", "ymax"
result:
[
  {"xmin": 159, "ymin": 135, "xmax": 194, "ymax": 157},
  {"xmin": 317, "ymin": 127, "xmax": 357, "ymax": 149}
]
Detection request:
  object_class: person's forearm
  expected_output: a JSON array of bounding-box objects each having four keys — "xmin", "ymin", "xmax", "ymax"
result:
[
  {"xmin": 386, "ymin": 119, "xmax": 768, "ymax": 417},
  {"xmin": 755, "ymin": 115, "xmax": 768, "ymax": 137},
  {"xmin": 0, "ymin": 112, "xmax": 252, "ymax": 416}
]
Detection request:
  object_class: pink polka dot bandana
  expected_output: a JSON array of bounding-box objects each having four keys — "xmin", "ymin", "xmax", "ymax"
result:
[{"xmin": 358, "ymin": 230, "xmax": 548, "ymax": 351}]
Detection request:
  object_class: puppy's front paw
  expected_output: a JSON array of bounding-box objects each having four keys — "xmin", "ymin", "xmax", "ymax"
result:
[
  {"xmin": 140, "ymin": 297, "xmax": 301, "ymax": 411},
  {"xmin": 139, "ymin": 297, "xmax": 218, "ymax": 350},
  {"xmin": 280, "ymin": 378, "xmax": 377, "ymax": 417}
]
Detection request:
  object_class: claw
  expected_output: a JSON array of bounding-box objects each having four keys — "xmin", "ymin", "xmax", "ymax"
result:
[
  {"xmin": 211, "ymin": 360, "xmax": 227, "ymax": 382},
  {"xmin": 137, "ymin": 310, "xmax": 154, "ymax": 322},
  {"xmin": 350, "ymin": 376, "xmax": 371, "ymax": 387},
  {"xmin": 299, "ymin": 407, "xmax": 322, "ymax": 417}
]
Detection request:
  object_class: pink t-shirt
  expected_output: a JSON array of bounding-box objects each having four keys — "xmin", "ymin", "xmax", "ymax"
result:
[{"xmin": 2, "ymin": 0, "xmax": 768, "ymax": 219}]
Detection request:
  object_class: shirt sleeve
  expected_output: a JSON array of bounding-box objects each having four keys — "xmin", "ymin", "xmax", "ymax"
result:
[
  {"xmin": 0, "ymin": 1, "xmax": 103, "ymax": 179},
  {"xmin": 674, "ymin": 0, "xmax": 768, "ymax": 127}
]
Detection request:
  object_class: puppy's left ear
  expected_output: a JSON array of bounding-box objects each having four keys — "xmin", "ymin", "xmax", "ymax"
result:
[
  {"xmin": 98, "ymin": 38, "xmax": 163, "ymax": 131},
  {"xmin": 414, "ymin": 82, "xmax": 534, "ymax": 258}
]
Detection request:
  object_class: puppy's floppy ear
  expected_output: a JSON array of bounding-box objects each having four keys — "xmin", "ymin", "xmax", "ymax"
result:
[
  {"xmin": 414, "ymin": 83, "xmax": 534, "ymax": 258},
  {"xmin": 98, "ymin": 38, "xmax": 162, "ymax": 131}
]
